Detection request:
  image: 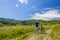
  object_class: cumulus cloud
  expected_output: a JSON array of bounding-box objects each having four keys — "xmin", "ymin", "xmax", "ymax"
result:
[
  {"xmin": 19, "ymin": 0, "xmax": 28, "ymax": 4},
  {"xmin": 30, "ymin": 9, "xmax": 60, "ymax": 20}
]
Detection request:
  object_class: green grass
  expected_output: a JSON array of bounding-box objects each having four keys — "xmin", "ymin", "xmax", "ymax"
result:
[
  {"xmin": 38, "ymin": 24, "xmax": 60, "ymax": 40},
  {"xmin": 50, "ymin": 24, "xmax": 60, "ymax": 40},
  {"xmin": 0, "ymin": 24, "xmax": 60, "ymax": 40},
  {"xmin": 0, "ymin": 25, "xmax": 35, "ymax": 40}
]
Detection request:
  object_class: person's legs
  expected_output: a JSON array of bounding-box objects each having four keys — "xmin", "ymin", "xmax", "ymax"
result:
[{"xmin": 36, "ymin": 27, "xmax": 39, "ymax": 33}]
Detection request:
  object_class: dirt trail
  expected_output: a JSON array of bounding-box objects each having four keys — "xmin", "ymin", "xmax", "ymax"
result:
[
  {"xmin": 24, "ymin": 29, "xmax": 52, "ymax": 40},
  {"xmin": 40, "ymin": 29, "xmax": 52, "ymax": 40},
  {"xmin": 24, "ymin": 33, "xmax": 38, "ymax": 40}
]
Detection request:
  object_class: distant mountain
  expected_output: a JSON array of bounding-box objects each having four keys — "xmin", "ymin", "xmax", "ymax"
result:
[
  {"xmin": 0, "ymin": 17, "xmax": 21, "ymax": 26},
  {"xmin": 0, "ymin": 17, "xmax": 60, "ymax": 26}
]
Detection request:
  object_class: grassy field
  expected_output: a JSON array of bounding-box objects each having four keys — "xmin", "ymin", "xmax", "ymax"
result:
[
  {"xmin": 0, "ymin": 25, "xmax": 35, "ymax": 40},
  {"xmin": 0, "ymin": 24, "xmax": 60, "ymax": 40}
]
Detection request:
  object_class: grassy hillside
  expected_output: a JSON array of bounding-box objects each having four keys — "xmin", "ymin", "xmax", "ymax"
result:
[{"xmin": 0, "ymin": 18, "xmax": 60, "ymax": 40}]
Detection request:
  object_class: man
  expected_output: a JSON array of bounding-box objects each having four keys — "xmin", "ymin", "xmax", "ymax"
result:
[{"xmin": 35, "ymin": 21, "xmax": 39, "ymax": 32}]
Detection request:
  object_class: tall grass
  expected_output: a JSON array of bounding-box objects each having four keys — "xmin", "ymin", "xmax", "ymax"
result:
[
  {"xmin": 50, "ymin": 24, "xmax": 60, "ymax": 40},
  {"xmin": 0, "ymin": 25, "xmax": 35, "ymax": 40}
]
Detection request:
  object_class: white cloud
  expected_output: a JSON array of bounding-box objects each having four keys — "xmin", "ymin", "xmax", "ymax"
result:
[
  {"xmin": 30, "ymin": 9, "xmax": 60, "ymax": 20},
  {"xmin": 15, "ymin": 0, "xmax": 28, "ymax": 7},
  {"xmin": 19, "ymin": 0, "xmax": 28, "ymax": 4},
  {"xmin": 16, "ymin": 4, "xmax": 19, "ymax": 7}
]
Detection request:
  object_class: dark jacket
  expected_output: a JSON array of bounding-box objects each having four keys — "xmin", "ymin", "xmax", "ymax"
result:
[{"xmin": 35, "ymin": 21, "xmax": 39, "ymax": 27}]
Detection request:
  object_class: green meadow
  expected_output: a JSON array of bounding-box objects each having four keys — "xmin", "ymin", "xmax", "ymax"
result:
[
  {"xmin": 0, "ymin": 19, "xmax": 60, "ymax": 40},
  {"xmin": 0, "ymin": 25, "xmax": 35, "ymax": 40}
]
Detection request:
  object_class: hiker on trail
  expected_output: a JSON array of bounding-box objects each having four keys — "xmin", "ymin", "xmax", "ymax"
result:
[{"xmin": 35, "ymin": 21, "xmax": 39, "ymax": 32}]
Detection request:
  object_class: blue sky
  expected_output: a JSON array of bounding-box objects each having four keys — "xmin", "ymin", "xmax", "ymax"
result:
[{"xmin": 0, "ymin": 0, "xmax": 60, "ymax": 20}]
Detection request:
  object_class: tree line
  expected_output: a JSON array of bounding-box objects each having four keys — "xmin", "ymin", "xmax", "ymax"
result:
[{"xmin": 0, "ymin": 18, "xmax": 60, "ymax": 27}]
